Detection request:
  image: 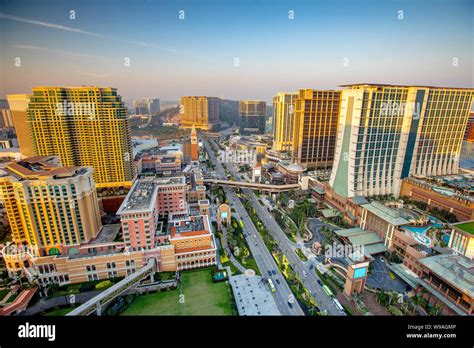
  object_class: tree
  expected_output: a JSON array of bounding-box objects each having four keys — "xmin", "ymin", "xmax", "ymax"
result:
[{"xmin": 241, "ymin": 246, "xmax": 250, "ymax": 261}]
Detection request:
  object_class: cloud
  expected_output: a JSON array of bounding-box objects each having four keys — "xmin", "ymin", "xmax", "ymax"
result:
[
  {"xmin": 0, "ymin": 12, "xmax": 177, "ymax": 53},
  {"xmin": 13, "ymin": 45, "xmax": 104, "ymax": 59}
]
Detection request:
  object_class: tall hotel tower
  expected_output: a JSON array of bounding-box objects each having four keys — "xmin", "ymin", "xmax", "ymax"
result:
[
  {"xmin": 180, "ymin": 96, "xmax": 220, "ymax": 131},
  {"xmin": 6, "ymin": 94, "xmax": 35, "ymax": 157},
  {"xmin": 330, "ymin": 84, "xmax": 474, "ymax": 198},
  {"xmin": 239, "ymin": 100, "xmax": 266, "ymax": 135},
  {"xmin": 291, "ymin": 89, "xmax": 341, "ymax": 169},
  {"xmin": 0, "ymin": 156, "xmax": 102, "ymax": 253},
  {"xmin": 272, "ymin": 92, "xmax": 298, "ymax": 152},
  {"xmin": 9, "ymin": 87, "xmax": 135, "ymax": 188}
]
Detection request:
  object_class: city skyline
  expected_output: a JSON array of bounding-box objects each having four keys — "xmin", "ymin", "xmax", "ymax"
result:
[
  {"xmin": 0, "ymin": 0, "xmax": 474, "ymax": 339},
  {"xmin": 1, "ymin": 0, "xmax": 473, "ymax": 102}
]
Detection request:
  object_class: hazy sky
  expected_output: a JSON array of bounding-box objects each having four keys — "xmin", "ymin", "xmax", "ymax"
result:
[{"xmin": 0, "ymin": 0, "xmax": 473, "ymax": 102}]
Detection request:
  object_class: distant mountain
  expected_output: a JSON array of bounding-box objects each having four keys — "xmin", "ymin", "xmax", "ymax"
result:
[{"xmin": 219, "ymin": 99, "xmax": 239, "ymax": 126}]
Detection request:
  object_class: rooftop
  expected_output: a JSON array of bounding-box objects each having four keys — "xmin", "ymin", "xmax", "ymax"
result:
[
  {"xmin": 278, "ymin": 161, "xmax": 306, "ymax": 173},
  {"xmin": 90, "ymin": 224, "xmax": 122, "ymax": 245},
  {"xmin": 154, "ymin": 176, "xmax": 186, "ymax": 186},
  {"xmin": 341, "ymin": 83, "xmax": 474, "ymax": 90},
  {"xmin": 117, "ymin": 179, "xmax": 158, "ymax": 214},
  {"xmin": 351, "ymin": 196, "xmax": 369, "ymax": 205},
  {"xmin": 334, "ymin": 227, "xmax": 387, "ymax": 256},
  {"xmin": 362, "ymin": 201, "xmax": 409, "ymax": 226},
  {"xmin": 1, "ymin": 156, "xmax": 90, "ymax": 181},
  {"xmin": 229, "ymin": 275, "xmax": 280, "ymax": 316},
  {"xmin": 452, "ymin": 220, "xmax": 474, "ymax": 235},
  {"xmin": 419, "ymin": 253, "xmax": 474, "ymax": 298},
  {"xmin": 405, "ymin": 175, "xmax": 473, "ymax": 203},
  {"xmin": 169, "ymin": 216, "xmax": 209, "ymax": 237}
]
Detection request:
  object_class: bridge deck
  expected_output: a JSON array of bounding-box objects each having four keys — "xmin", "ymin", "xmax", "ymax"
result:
[
  {"xmin": 67, "ymin": 258, "xmax": 156, "ymax": 316},
  {"xmin": 204, "ymin": 179, "xmax": 300, "ymax": 191}
]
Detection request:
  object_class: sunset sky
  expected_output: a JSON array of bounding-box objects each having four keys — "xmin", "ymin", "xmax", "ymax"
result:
[{"xmin": 1, "ymin": 0, "xmax": 472, "ymax": 102}]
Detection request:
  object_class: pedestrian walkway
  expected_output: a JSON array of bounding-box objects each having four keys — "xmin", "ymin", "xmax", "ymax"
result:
[{"xmin": 221, "ymin": 225, "xmax": 247, "ymax": 274}]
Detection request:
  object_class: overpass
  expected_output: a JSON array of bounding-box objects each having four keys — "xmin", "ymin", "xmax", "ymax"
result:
[
  {"xmin": 204, "ymin": 179, "xmax": 300, "ymax": 192},
  {"xmin": 66, "ymin": 257, "xmax": 157, "ymax": 316}
]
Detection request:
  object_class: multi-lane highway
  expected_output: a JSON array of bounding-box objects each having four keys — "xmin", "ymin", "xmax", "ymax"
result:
[
  {"xmin": 207, "ymin": 137, "xmax": 346, "ymax": 316},
  {"xmin": 204, "ymin": 139, "xmax": 304, "ymax": 316}
]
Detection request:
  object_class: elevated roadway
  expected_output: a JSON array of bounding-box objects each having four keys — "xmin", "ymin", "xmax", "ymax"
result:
[{"xmin": 66, "ymin": 258, "xmax": 157, "ymax": 316}]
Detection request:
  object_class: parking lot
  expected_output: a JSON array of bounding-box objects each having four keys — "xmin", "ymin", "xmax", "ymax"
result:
[{"xmin": 366, "ymin": 257, "xmax": 408, "ymax": 293}]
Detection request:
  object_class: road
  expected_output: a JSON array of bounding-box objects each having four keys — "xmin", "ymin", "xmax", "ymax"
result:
[
  {"xmin": 208, "ymin": 138, "xmax": 345, "ymax": 316},
  {"xmin": 204, "ymin": 139, "xmax": 304, "ymax": 316}
]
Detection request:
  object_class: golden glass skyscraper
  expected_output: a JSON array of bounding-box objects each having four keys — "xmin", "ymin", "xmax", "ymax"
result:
[
  {"xmin": 180, "ymin": 96, "xmax": 220, "ymax": 130},
  {"xmin": 272, "ymin": 92, "xmax": 298, "ymax": 152},
  {"xmin": 291, "ymin": 89, "xmax": 341, "ymax": 169},
  {"xmin": 20, "ymin": 86, "xmax": 135, "ymax": 187}
]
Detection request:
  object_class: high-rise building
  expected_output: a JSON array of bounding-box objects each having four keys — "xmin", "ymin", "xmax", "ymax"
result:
[
  {"xmin": 464, "ymin": 112, "xmax": 474, "ymax": 142},
  {"xmin": 239, "ymin": 100, "xmax": 266, "ymax": 135},
  {"xmin": 330, "ymin": 84, "xmax": 474, "ymax": 198},
  {"xmin": 272, "ymin": 92, "xmax": 298, "ymax": 152},
  {"xmin": 180, "ymin": 96, "xmax": 220, "ymax": 130},
  {"xmin": 10, "ymin": 86, "xmax": 135, "ymax": 187},
  {"xmin": 133, "ymin": 98, "xmax": 161, "ymax": 115},
  {"xmin": 291, "ymin": 89, "xmax": 341, "ymax": 169},
  {"xmin": 0, "ymin": 99, "xmax": 14, "ymax": 129},
  {"xmin": 0, "ymin": 156, "xmax": 102, "ymax": 253},
  {"xmin": 6, "ymin": 94, "xmax": 35, "ymax": 157}
]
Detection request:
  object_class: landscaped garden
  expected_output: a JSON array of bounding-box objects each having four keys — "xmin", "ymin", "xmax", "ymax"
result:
[{"xmin": 223, "ymin": 217, "xmax": 260, "ymax": 274}]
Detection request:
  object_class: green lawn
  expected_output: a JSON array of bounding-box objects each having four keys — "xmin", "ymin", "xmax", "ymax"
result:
[
  {"xmin": 0, "ymin": 288, "xmax": 10, "ymax": 301},
  {"xmin": 122, "ymin": 268, "xmax": 234, "ymax": 316},
  {"xmin": 455, "ymin": 221, "xmax": 474, "ymax": 234}
]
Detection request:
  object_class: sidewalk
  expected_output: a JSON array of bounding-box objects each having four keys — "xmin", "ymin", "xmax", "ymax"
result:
[{"xmin": 221, "ymin": 225, "xmax": 247, "ymax": 274}]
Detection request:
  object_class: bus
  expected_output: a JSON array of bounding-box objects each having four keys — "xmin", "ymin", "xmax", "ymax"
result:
[
  {"xmin": 322, "ymin": 285, "xmax": 334, "ymax": 298},
  {"xmin": 333, "ymin": 298, "xmax": 345, "ymax": 313},
  {"xmin": 267, "ymin": 278, "xmax": 276, "ymax": 293}
]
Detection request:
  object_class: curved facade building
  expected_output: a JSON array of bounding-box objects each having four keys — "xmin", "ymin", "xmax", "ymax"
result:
[{"xmin": 330, "ymin": 84, "xmax": 474, "ymax": 198}]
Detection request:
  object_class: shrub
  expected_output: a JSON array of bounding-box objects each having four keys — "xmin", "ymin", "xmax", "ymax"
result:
[{"xmin": 95, "ymin": 280, "xmax": 113, "ymax": 290}]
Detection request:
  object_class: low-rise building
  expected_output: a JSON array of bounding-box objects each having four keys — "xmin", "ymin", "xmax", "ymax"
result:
[
  {"xmin": 448, "ymin": 220, "xmax": 474, "ymax": 259},
  {"xmin": 2, "ymin": 160, "xmax": 215, "ymax": 285},
  {"xmin": 400, "ymin": 176, "xmax": 474, "ymax": 222},
  {"xmin": 418, "ymin": 253, "xmax": 474, "ymax": 315}
]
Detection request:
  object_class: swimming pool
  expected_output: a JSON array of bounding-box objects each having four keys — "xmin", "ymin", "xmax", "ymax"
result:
[
  {"xmin": 428, "ymin": 216, "xmax": 444, "ymax": 229},
  {"xmin": 414, "ymin": 233, "xmax": 431, "ymax": 246},
  {"xmin": 441, "ymin": 234, "xmax": 450, "ymax": 245},
  {"xmin": 403, "ymin": 225, "xmax": 430, "ymax": 234}
]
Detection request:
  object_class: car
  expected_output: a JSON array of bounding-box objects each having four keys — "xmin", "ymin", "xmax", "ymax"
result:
[
  {"xmin": 317, "ymin": 279, "xmax": 323, "ymax": 286},
  {"xmin": 275, "ymin": 279, "xmax": 280, "ymax": 285},
  {"xmin": 268, "ymin": 270, "xmax": 272, "ymax": 276},
  {"xmin": 380, "ymin": 257, "xmax": 385, "ymax": 263},
  {"xmin": 272, "ymin": 270, "xmax": 276, "ymax": 275},
  {"xmin": 309, "ymin": 264, "xmax": 314, "ymax": 270},
  {"xmin": 288, "ymin": 301, "xmax": 293, "ymax": 308},
  {"xmin": 254, "ymin": 243, "xmax": 257, "ymax": 246}
]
